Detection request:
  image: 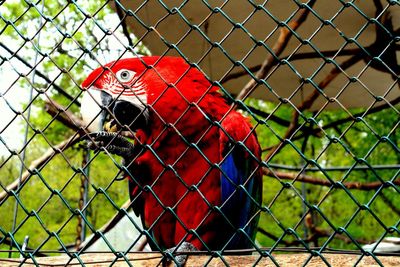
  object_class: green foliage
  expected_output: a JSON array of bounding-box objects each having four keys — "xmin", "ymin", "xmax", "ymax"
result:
[{"xmin": 246, "ymin": 98, "xmax": 399, "ymax": 249}]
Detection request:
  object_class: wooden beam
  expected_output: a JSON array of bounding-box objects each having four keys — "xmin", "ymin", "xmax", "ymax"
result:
[{"xmin": 1, "ymin": 253, "xmax": 399, "ymax": 266}]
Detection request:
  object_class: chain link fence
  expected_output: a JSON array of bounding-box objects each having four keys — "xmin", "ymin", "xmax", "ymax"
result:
[{"xmin": 0, "ymin": 0, "xmax": 399, "ymax": 266}]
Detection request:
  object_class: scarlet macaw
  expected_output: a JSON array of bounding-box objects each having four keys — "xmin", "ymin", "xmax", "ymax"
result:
[{"xmin": 80, "ymin": 56, "xmax": 262, "ymax": 262}]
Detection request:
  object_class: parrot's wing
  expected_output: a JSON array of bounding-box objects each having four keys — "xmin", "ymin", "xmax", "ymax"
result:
[{"xmin": 219, "ymin": 112, "xmax": 262, "ymax": 248}]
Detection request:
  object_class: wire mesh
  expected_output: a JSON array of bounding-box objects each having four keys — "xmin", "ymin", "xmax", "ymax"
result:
[{"xmin": 0, "ymin": 0, "xmax": 399, "ymax": 266}]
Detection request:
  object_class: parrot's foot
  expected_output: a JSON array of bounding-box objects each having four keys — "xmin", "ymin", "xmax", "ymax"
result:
[
  {"xmin": 84, "ymin": 131, "xmax": 135, "ymax": 159},
  {"xmin": 164, "ymin": 242, "xmax": 198, "ymax": 267}
]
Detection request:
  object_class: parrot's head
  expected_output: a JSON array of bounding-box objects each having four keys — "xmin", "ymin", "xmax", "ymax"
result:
[{"xmin": 80, "ymin": 56, "xmax": 217, "ymax": 134}]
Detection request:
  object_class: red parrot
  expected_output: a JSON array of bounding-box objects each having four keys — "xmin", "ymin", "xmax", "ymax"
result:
[{"xmin": 80, "ymin": 56, "xmax": 262, "ymax": 260}]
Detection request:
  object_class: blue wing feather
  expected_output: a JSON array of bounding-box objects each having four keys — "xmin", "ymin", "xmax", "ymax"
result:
[
  {"xmin": 217, "ymin": 112, "xmax": 262, "ymax": 249},
  {"xmin": 220, "ymin": 151, "xmax": 255, "ymax": 248},
  {"xmin": 220, "ymin": 154, "xmax": 240, "ymax": 209}
]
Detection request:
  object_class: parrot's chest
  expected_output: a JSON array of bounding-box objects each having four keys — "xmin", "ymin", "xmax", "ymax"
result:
[{"xmin": 135, "ymin": 135, "xmax": 222, "ymax": 247}]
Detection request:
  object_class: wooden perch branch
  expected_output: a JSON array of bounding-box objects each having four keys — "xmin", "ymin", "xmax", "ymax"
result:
[
  {"xmin": 45, "ymin": 100, "xmax": 84, "ymax": 132},
  {"xmin": 263, "ymin": 167, "xmax": 400, "ymax": 191},
  {"xmin": 3, "ymin": 252, "xmax": 400, "ymax": 267},
  {"xmin": 235, "ymin": 0, "xmax": 316, "ymax": 102},
  {"xmin": 223, "ymin": 41, "xmax": 399, "ymax": 85},
  {"xmin": 299, "ymin": 54, "xmax": 362, "ymax": 113},
  {"xmin": 44, "ymin": 100, "xmax": 147, "ymax": 251},
  {"xmin": 0, "ymin": 98, "xmax": 138, "ymax": 202}
]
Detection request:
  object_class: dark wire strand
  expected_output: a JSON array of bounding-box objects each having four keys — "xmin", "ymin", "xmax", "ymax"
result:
[{"xmin": 9, "ymin": 0, "xmax": 46, "ymax": 259}]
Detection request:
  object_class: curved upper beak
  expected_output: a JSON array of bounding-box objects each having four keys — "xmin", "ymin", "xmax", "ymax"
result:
[
  {"xmin": 80, "ymin": 87, "xmax": 112, "ymax": 133},
  {"xmin": 80, "ymin": 87, "xmax": 149, "ymax": 133}
]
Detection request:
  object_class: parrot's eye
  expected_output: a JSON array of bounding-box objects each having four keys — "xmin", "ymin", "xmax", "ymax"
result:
[{"xmin": 116, "ymin": 69, "xmax": 135, "ymax": 83}]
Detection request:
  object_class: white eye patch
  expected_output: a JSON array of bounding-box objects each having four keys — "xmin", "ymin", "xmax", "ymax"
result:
[{"xmin": 116, "ymin": 69, "xmax": 136, "ymax": 83}]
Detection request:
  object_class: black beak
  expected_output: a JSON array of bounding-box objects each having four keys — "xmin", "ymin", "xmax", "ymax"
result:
[
  {"xmin": 112, "ymin": 100, "xmax": 148, "ymax": 131},
  {"xmin": 99, "ymin": 91, "xmax": 148, "ymax": 132},
  {"xmin": 100, "ymin": 91, "xmax": 148, "ymax": 132}
]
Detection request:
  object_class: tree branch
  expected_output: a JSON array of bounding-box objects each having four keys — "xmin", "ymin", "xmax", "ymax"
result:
[
  {"xmin": 380, "ymin": 191, "xmax": 400, "ymax": 217},
  {"xmin": 304, "ymin": 214, "xmax": 370, "ymax": 246},
  {"xmin": 115, "ymin": 2, "xmax": 134, "ymax": 47},
  {"xmin": 265, "ymin": 54, "xmax": 363, "ymax": 160},
  {"xmin": 263, "ymin": 167, "xmax": 400, "ymax": 191},
  {"xmin": 221, "ymin": 64, "xmax": 262, "ymax": 84},
  {"xmin": 291, "ymin": 95, "xmax": 400, "ymax": 142},
  {"xmin": 0, "ymin": 42, "xmax": 79, "ymax": 106},
  {"xmin": 0, "ymin": 98, "xmax": 136, "ymax": 202},
  {"xmin": 246, "ymin": 106, "xmax": 290, "ymax": 127},
  {"xmin": 0, "ymin": 135, "xmax": 81, "ymax": 202},
  {"xmin": 222, "ymin": 48, "xmax": 361, "ymax": 84},
  {"xmin": 235, "ymin": 0, "xmax": 316, "ymax": 102},
  {"xmin": 0, "ymin": 99, "xmax": 86, "ymax": 202},
  {"xmin": 44, "ymin": 100, "xmax": 84, "ymax": 132}
]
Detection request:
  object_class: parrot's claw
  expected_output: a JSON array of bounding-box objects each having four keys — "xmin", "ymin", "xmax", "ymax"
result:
[
  {"xmin": 164, "ymin": 242, "xmax": 198, "ymax": 267},
  {"xmin": 84, "ymin": 131, "xmax": 135, "ymax": 159}
]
